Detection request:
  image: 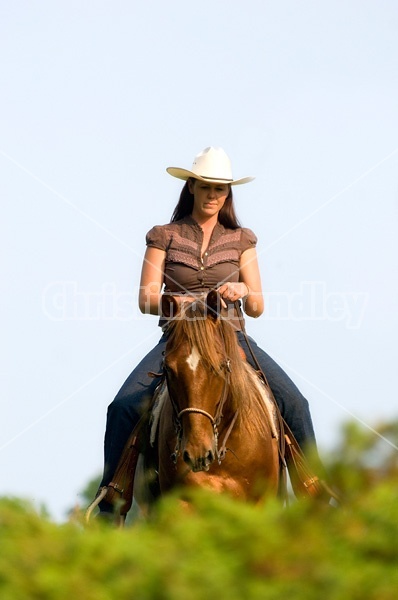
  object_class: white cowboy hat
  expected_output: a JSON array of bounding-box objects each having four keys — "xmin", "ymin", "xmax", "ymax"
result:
[{"xmin": 166, "ymin": 146, "xmax": 254, "ymax": 186}]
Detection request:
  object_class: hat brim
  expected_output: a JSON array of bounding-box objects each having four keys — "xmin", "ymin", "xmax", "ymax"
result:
[{"xmin": 166, "ymin": 167, "xmax": 254, "ymax": 186}]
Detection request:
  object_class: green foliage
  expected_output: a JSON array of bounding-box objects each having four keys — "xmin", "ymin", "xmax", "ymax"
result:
[
  {"xmin": 326, "ymin": 419, "xmax": 398, "ymax": 500},
  {"xmin": 1, "ymin": 420, "xmax": 398, "ymax": 599}
]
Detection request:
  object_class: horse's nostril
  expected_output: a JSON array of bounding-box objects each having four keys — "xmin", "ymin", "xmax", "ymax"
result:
[
  {"xmin": 183, "ymin": 450, "xmax": 190, "ymax": 464},
  {"xmin": 206, "ymin": 450, "xmax": 214, "ymax": 464}
]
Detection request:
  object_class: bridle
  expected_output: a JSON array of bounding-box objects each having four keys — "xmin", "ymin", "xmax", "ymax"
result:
[{"xmin": 167, "ymin": 357, "xmax": 238, "ymax": 465}]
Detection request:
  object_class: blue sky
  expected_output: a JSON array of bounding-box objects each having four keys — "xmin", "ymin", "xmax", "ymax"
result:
[{"xmin": 1, "ymin": 0, "xmax": 397, "ymax": 520}]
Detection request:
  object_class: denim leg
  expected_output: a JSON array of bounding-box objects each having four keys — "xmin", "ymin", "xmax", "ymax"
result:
[
  {"xmin": 99, "ymin": 334, "xmax": 167, "ymax": 490},
  {"xmin": 236, "ymin": 332, "xmax": 317, "ymax": 450}
]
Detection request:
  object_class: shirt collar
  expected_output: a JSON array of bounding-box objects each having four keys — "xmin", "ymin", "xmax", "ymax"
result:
[{"xmin": 182, "ymin": 215, "xmax": 226, "ymax": 240}]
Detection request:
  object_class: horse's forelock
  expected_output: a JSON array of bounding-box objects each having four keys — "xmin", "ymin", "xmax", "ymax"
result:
[
  {"xmin": 167, "ymin": 302, "xmax": 223, "ymax": 373},
  {"xmin": 166, "ymin": 308, "xmax": 270, "ymax": 435}
]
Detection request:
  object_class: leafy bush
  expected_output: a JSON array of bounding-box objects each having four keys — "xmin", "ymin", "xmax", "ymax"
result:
[{"xmin": 1, "ymin": 421, "xmax": 397, "ymax": 599}]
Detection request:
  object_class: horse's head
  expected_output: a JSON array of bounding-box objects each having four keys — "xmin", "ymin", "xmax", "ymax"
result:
[{"xmin": 161, "ymin": 291, "xmax": 230, "ymax": 472}]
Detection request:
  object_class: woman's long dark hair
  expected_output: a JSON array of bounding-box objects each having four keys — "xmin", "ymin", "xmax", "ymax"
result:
[{"xmin": 170, "ymin": 179, "xmax": 242, "ymax": 229}]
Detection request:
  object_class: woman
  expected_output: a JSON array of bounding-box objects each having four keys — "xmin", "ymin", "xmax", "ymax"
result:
[{"xmin": 98, "ymin": 146, "xmax": 318, "ymax": 513}]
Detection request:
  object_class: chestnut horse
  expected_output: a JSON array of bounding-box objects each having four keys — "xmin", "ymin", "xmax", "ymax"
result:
[{"xmin": 144, "ymin": 290, "xmax": 282, "ymax": 504}]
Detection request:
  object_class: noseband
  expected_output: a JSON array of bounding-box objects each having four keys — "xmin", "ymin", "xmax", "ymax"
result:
[{"xmin": 168, "ymin": 358, "xmax": 238, "ymax": 465}]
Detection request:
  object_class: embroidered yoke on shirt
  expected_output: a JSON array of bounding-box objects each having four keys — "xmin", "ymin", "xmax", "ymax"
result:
[{"xmin": 145, "ymin": 215, "xmax": 257, "ymax": 330}]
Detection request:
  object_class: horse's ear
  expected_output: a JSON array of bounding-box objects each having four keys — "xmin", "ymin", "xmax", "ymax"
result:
[
  {"xmin": 161, "ymin": 295, "xmax": 180, "ymax": 319},
  {"xmin": 206, "ymin": 290, "xmax": 223, "ymax": 321}
]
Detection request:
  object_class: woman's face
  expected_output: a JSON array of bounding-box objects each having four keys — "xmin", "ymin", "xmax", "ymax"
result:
[{"xmin": 189, "ymin": 179, "xmax": 230, "ymax": 221}]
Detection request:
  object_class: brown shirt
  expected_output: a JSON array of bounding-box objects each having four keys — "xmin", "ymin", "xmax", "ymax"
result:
[{"xmin": 146, "ymin": 215, "xmax": 257, "ymax": 330}]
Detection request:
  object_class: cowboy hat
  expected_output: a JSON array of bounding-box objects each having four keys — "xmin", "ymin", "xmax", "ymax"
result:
[{"xmin": 166, "ymin": 147, "xmax": 254, "ymax": 186}]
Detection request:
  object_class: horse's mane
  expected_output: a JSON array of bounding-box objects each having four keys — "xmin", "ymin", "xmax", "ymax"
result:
[{"xmin": 165, "ymin": 303, "xmax": 275, "ymax": 439}]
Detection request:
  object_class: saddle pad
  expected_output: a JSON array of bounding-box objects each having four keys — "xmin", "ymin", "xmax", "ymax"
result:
[
  {"xmin": 243, "ymin": 362, "xmax": 279, "ymax": 440},
  {"xmin": 150, "ymin": 380, "xmax": 169, "ymax": 447}
]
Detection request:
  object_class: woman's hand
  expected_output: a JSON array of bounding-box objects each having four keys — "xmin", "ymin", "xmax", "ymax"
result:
[
  {"xmin": 216, "ymin": 248, "xmax": 265, "ymax": 318},
  {"xmin": 217, "ymin": 282, "xmax": 250, "ymax": 303}
]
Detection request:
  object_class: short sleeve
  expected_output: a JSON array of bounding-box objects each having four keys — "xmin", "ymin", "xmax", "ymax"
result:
[
  {"xmin": 145, "ymin": 225, "xmax": 168, "ymax": 251},
  {"xmin": 240, "ymin": 228, "xmax": 258, "ymax": 253}
]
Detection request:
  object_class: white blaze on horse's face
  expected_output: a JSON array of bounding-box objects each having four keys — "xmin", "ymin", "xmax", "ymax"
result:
[{"xmin": 186, "ymin": 345, "xmax": 201, "ymax": 372}]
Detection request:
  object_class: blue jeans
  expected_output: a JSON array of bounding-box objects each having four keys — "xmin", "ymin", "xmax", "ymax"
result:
[{"xmin": 99, "ymin": 331, "xmax": 317, "ymax": 492}]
